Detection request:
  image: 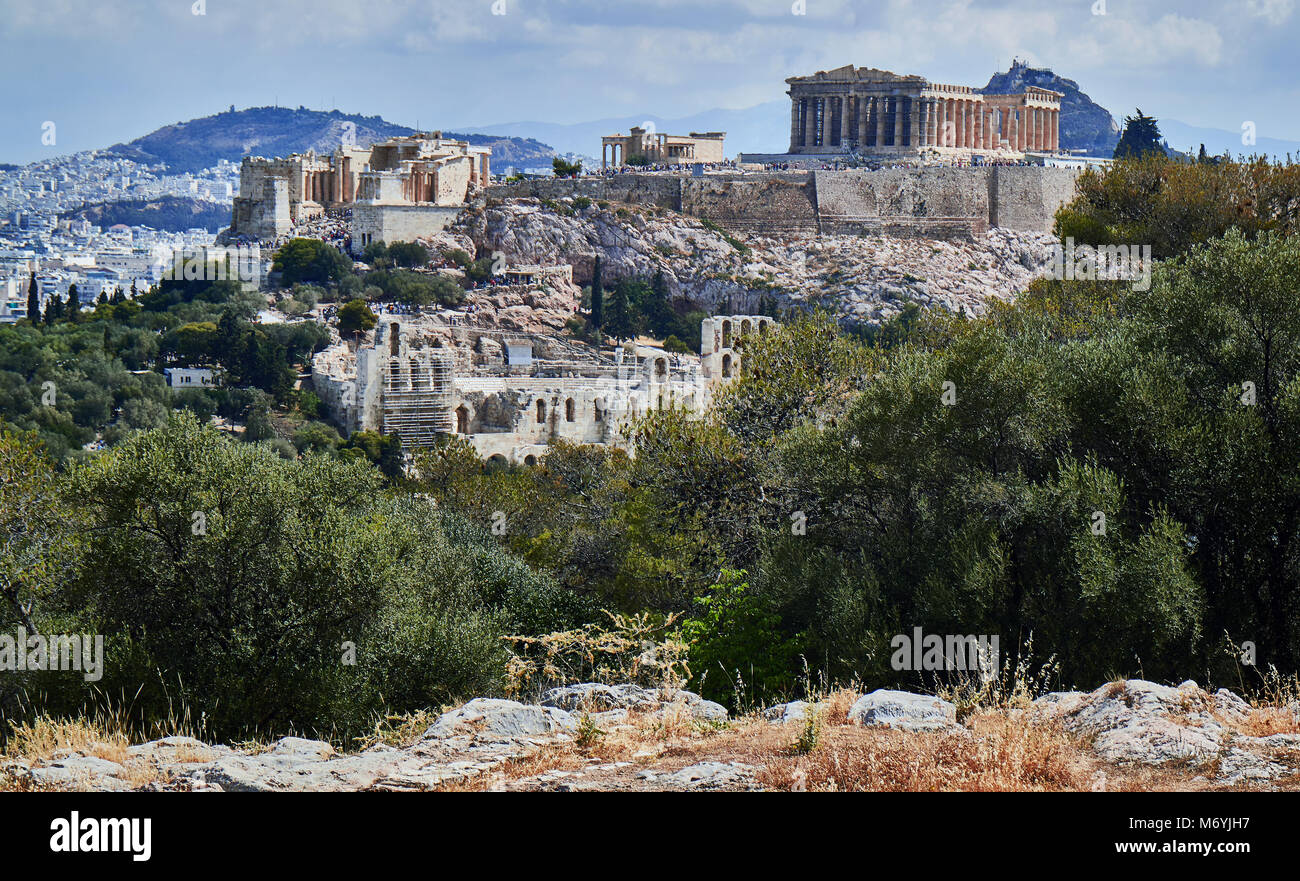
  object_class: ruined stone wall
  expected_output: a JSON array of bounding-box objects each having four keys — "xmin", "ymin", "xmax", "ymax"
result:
[
  {"xmin": 434, "ymin": 158, "xmax": 473, "ymax": 206},
  {"xmin": 351, "ymin": 205, "xmax": 463, "ymax": 254}
]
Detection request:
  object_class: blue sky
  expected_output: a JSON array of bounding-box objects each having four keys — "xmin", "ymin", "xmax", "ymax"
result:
[{"xmin": 2, "ymin": 0, "xmax": 1297, "ymax": 163}]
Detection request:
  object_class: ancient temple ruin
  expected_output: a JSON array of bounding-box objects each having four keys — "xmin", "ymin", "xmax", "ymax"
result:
[
  {"xmin": 229, "ymin": 134, "xmax": 491, "ymax": 244},
  {"xmin": 786, "ymin": 66, "xmax": 1062, "ymax": 158},
  {"xmin": 601, "ymin": 127, "xmax": 727, "ymax": 169}
]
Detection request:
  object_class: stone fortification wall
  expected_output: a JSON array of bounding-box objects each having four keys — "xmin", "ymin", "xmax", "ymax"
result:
[
  {"xmin": 486, "ymin": 166, "xmax": 1080, "ymax": 239},
  {"xmin": 988, "ymin": 166, "xmax": 1081, "ymax": 231},
  {"xmin": 814, "ymin": 167, "xmax": 990, "ymax": 238},
  {"xmin": 682, "ymin": 174, "xmax": 818, "ymax": 235}
]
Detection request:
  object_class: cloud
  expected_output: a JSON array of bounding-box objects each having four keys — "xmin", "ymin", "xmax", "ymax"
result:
[{"xmin": 0, "ymin": 0, "xmax": 1296, "ymax": 160}]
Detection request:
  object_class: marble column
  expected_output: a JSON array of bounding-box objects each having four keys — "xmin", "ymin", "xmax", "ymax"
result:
[{"xmin": 790, "ymin": 99, "xmax": 801, "ymax": 150}]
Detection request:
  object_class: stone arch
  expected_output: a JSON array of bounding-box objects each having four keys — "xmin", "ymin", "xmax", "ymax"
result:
[
  {"xmin": 524, "ymin": 454, "xmax": 537, "ymax": 467},
  {"xmin": 389, "ymin": 359, "xmax": 402, "ymax": 386},
  {"xmin": 410, "ymin": 358, "xmax": 425, "ymax": 389},
  {"xmin": 759, "ymin": 320, "xmax": 769, "ymax": 336},
  {"xmin": 655, "ymin": 357, "xmax": 667, "ymax": 379},
  {"xmin": 721, "ymin": 353, "xmax": 732, "ymax": 378},
  {"xmin": 456, "ymin": 405, "xmax": 469, "ymax": 434},
  {"xmin": 536, "ymin": 399, "xmax": 546, "ymax": 424},
  {"xmin": 722, "ymin": 320, "xmax": 732, "ymax": 349},
  {"xmin": 388, "ymin": 323, "xmax": 400, "ymax": 356},
  {"xmin": 565, "ymin": 398, "xmax": 575, "ymax": 422},
  {"xmin": 741, "ymin": 319, "xmax": 751, "ymax": 336}
]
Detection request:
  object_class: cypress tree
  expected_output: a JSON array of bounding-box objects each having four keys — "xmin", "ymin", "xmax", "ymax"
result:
[
  {"xmin": 606, "ymin": 281, "xmax": 636, "ymax": 341},
  {"xmin": 26, "ymin": 273, "xmax": 38, "ymax": 324},
  {"xmin": 590, "ymin": 255, "xmax": 604, "ymax": 329}
]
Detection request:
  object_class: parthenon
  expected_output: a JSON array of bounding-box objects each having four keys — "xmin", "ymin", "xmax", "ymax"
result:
[{"xmin": 786, "ymin": 66, "xmax": 1062, "ymax": 158}]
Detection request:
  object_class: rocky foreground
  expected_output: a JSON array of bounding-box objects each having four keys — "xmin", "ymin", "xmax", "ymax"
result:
[
  {"xmin": 442, "ymin": 198, "xmax": 1057, "ymax": 325},
  {"xmin": 6, "ymin": 679, "xmax": 1299, "ymax": 792}
]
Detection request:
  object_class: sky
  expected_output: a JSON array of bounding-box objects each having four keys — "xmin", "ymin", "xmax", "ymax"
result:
[{"xmin": 2, "ymin": 0, "xmax": 1298, "ymax": 164}]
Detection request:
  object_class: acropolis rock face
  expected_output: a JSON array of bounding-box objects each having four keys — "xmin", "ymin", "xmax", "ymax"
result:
[{"xmin": 455, "ymin": 197, "xmax": 1059, "ymax": 325}]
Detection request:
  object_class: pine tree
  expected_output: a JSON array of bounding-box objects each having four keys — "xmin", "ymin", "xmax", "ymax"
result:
[
  {"xmin": 66, "ymin": 284, "xmax": 80, "ymax": 320},
  {"xmin": 589, "ymin": 255, "xmax": 604, "ymax": 329},
  {"xmin": 96, "ymin": 290, "xmax": 108, "ymax": 307},
  {"xmin": 111, "ymin": 286, "xmax": 125, "ymax": 305},
  {"xmin": 26, "ymin": 273, "xmax": 38, "ymax": 324},
  {"xmin": 1114, "ymin": 109, "xmax": 1164, "ymax": 159}
]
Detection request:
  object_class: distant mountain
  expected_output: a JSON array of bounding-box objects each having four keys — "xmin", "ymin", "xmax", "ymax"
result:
[
  {"xmin": 979, "ymin": 61, "xmax": 1119, "ymax": 156},
  {"xmin": 1158, "ymin": 119, "xmax": 1300, "ymax": 162},
  {"xmin": 62, "ymin": 196, "xmax": 231, "ymax": 233},
  {"xmin": 105, "ymin": 106, "xmax": 557, "ymax": 173}
]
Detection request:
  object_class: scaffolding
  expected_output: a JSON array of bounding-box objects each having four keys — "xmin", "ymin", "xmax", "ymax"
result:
[{"xmin": 380, "ymin": 351, "xmax": 454, "ymax": 447}]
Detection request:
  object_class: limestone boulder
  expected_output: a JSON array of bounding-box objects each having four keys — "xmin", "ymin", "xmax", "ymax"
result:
[
  {"xmin": 423, "ymin": 698, "xmax": 578, "ymax": 740},
  {"xmin": 849, "ymin": 690, "xmax": 957, "ymax": 731}
]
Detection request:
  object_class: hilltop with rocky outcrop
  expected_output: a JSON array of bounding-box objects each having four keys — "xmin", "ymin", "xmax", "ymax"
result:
[
  {"xmin": 436, "ymin": 197, "xmax": 1058, "ymax": 328},
  {"xmin": 980, "ymin": 60, "xmax": 1121, "ymax": 156}
]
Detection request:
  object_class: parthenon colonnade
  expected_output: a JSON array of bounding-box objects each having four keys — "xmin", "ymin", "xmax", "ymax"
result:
[{"xmin": 785, "ymin": 65, "xmax": 1062, "ymax": 157}]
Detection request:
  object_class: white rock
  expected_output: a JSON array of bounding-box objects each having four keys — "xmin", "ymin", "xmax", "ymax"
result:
[{"xmin": 849, "ymin": 690, "xmax": 957, "ymax": 731}]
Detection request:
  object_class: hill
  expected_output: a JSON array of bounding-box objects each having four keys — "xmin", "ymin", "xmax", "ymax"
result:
[
  {"xmin": 62, "ymin": 195, "xmax": 232, "ymax": 233},
  {"xmin": 105, "ymin": 106, "xmax": 556, "ymax": 173},
  {"xmin": 979, "ymin": 61, "xmax": 1119, "ymax": 156}
]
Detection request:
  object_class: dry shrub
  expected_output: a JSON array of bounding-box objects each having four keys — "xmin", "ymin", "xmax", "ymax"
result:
[
  {"xmin": 759, "ymin": 714, "xmax": 1089, "ymax": 792},
  {"xmin": 504, "ymin": 611, "xmax": 689, "ymax": 700},
  {"xmin": 820, "ymin": 688, "xmax": 857, "ymax": 725}
]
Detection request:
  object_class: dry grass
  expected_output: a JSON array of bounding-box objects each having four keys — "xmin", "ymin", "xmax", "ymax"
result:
[
  {"xmin": 352, "ymin": 709, "xmax": 441, "ymax": 752},
  {"xmin": 756, "ymin": 711, "xmax": 1091, "ymax": 792},
  {"xmin": 4, "ymin": 716, "xmax": 131, "ymax": 765},
  {"xmin": 1235, "ymin": 707, "xmax": 1300, "ymax": 738},
  {"xmin": 0, "ymin": 715, "xmax": 216, "ymax": 791}
]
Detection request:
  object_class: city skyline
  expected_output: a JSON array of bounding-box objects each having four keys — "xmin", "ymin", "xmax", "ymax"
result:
[{"xmin": 2, "ymin": 0, "xmax": 1298, "ymax": 164}]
